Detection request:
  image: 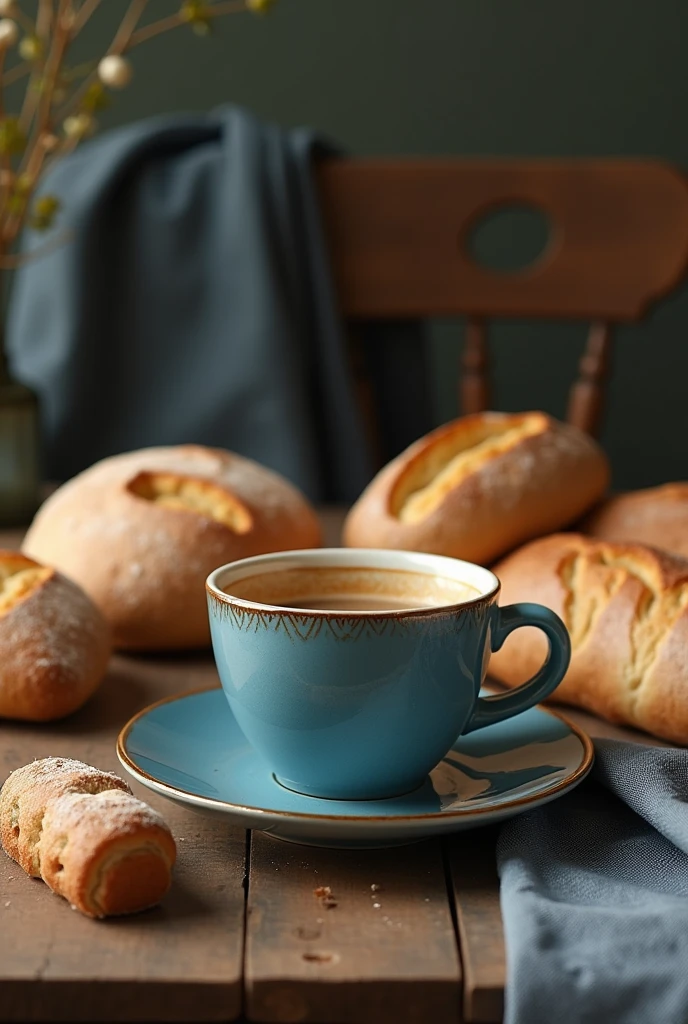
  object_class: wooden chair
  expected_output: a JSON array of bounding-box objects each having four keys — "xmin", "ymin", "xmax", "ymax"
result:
[{"xmin": 316, "ymin": 159, "xmax": 688, "ymax": 437}]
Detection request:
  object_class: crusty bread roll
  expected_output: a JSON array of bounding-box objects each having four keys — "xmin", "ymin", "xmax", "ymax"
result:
[
  {"xmin": 489, "ymin": 533, "xmax": 688, "ymax": 745},
  {"xmin": 22, "ymin": 444, "xmax": 322, "ymax": 650},
  {"xmin": 584, "ymin": 483, "xmax": 688, "ymax": 558},
  {"xmin": 343, "ymin": 411, "xmax": 609, "ymax": 565},
  {"xmin": 1, "ymin": 758, "xmax": 176, "ymax": 918},
  {"xmin": 0, "ymin": 550, "xmax": 111, "ymax": 721}
]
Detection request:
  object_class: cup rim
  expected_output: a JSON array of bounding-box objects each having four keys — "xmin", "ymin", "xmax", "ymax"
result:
[{"xmin": 205, "ymin": 548, "xmax": 500, "ymax": 618}]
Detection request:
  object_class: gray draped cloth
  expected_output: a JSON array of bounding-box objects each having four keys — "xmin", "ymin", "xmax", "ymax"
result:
[
  {"xmin": 498, "ymin": 739, "xmax": 688, "ymax": 1024},
  {"xmin": 6, "ymin": 106, "xmax": 431, "ymax": 501}
]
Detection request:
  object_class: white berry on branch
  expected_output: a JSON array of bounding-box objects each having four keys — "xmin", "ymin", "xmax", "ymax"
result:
[
  {"xmin": 97, "ymin": 55, "xmax": 133, "ymax": 90},
  {"xmin": 0, "ymin": 0, "xmax": 270, "ymax": 259},
  {"xmin": 0, "ymin": 18, "xmax": 18, "ymax": 48}
]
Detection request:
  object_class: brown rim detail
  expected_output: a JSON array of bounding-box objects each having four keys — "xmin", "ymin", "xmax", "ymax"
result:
[
  {"xmin": 116, "ymin": 686, "xmax": 595, "ymax": 824},
  {"xmin": 205, "ymin": 580, "xmax": 500, "ymax": 620}
]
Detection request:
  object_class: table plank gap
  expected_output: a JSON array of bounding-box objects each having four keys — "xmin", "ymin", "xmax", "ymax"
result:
[
  {"xmin": 240, "ymin": 827, "xmax": 254, "ymax": 1019},
  {"xmin": 446, "ymin": 827, "xmax": 505, "ymax": 1024},
  {"xmin": 245, "ymin": 832, "xmax": 462, "ymax": 1024}
]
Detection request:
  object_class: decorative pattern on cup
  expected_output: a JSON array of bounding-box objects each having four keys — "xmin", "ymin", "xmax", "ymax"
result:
[{"xmin": 207, "ymin": 593, "xmax": 493, "ymax": 641}]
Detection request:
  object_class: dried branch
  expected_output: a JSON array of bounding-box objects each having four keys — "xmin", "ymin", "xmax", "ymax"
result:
[
  {"xmin": 0, "ymin": 0, "xmax": 262, "ymax": 254},
  {"xmin": 129, "ymin": 1, "xmax": 248, "ymax": 49},
  {"xmin": 56, "ymin": 0, "xmax": 148, "ymax": 122},
  {"xmin": 18, "ymin": 0, "xmax": 57, "ymax": 136},
  {"xmin": 6, "ymin": 0, "xmax": 73, "ymax": 243},
  {"xmin": 127, "ymin": 11, "xmax": 185, "ymax": 47},
  {"xmin": 36, "ymin": 2, "xmax": 73, "ymax": 132},
  {"xmin": 0, "ymin": 45, "xmax": 12, "ymax": 221},
  {"xmin": 36, "ymin": 0, "xmax": 54, "ymax": 41},
  {"xmin": 0, "ymin": 228, "xmax": 72, "ymax": 268},
  {"xmin": 72, "ymin": 0, "xmax": 103, "ymax": 37},
  {"xmin": 12, "ymin": 6, "xmax": 38, "ymax": 37},
  {"xmin": 111, "ymin": 0, "xmax": 149, "ymax": 55},
  {"xmin": 2, "ymin": 61, "xmax": 31, "ymax": 87}
]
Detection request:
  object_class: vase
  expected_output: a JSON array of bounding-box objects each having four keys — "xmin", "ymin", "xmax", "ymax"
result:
[{"xmin": 0, "ymin": 345, "xmax": 41, "ymax": 528}]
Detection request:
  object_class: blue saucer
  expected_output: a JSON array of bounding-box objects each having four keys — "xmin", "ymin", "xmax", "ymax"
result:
[{"xmin": 117, "ymin": 687, "xmax": 593, "ymax": 848}]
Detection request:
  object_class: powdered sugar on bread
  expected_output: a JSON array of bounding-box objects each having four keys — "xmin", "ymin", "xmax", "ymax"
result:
[
  {"xmin": 0, "ymin": 554, "xmax": 111, "ymax": 721},
  {"xmin": 1, "ymin": 758, "xmax": 176, "ymax": 918}
]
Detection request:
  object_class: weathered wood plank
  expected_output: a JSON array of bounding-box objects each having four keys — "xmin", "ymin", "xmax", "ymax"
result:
[
  {"xmin": 245, "ymin": 832, "xmax": 462, "ymax": 1024},
  {"xmin": 446, "ymin": 828, "xmax": 505, "ymax": 1024},
  {"xmin": 0, "ymin": 652, "xmax": 247, "ymax": 1023}
]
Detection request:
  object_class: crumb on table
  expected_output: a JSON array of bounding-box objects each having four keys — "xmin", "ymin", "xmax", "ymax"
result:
[{"xmin": 313, "ymin": 885, "xmax": 337, "ymax": 909}]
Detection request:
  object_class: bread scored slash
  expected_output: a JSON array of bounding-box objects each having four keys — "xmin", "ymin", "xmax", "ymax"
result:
[
  {"xmin": 489, "ymin": 533, "xmax": 688, "ymax": 745},
  {"xmin": 22, "ymin": 444, "xmax": 322, "ymax": 651},
  {"xmin": 0, "ymin": 758, "xmax": 176, "ymax": 918},
  {"xmin": 0, "ymin": 550, "xmax": 111, "ymax": 721},
  {"xmin": 343, "ymin": 411, "xmax": 610, "ymax": 565},
  {"xmin": 126, "ymin": 471, "xmax": 254, "ymax": 533}
]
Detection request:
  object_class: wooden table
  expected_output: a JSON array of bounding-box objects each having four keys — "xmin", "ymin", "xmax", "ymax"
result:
[{"xmin": 0, "ymin": 512, "xmax": 659, "ymax": 1024}]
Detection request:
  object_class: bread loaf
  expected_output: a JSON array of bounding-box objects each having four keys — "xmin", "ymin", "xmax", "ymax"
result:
[
  {"xmin": 343, "ymin": 412, "xmax": 609, "ymax": 565},
  {"xmin": 0, "ymin": 758, "xmax": 176, "ymax": 918},
  {"xmin": 585, "ymin": 483, "xmax": 688, "ymax": 558},
  {"xmin": 0, "ymin": 550, "xmax": 111, "ymax": 721},
  {"xmin": 489, "ymin": 533, "xmax": 688, "ymax": 744},
  {"xmin": 22, "ymin": 444, "xmax": 322, "ymax": 650}
]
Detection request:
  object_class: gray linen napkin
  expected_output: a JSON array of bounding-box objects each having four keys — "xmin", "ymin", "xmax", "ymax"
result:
[
  {"xmin": 498, "ymin": 739, "xmax": 688, "ymax": 1024},
  {"xmin": 7, "ymin": 105, "xmax": 431, "ymax": 501}
]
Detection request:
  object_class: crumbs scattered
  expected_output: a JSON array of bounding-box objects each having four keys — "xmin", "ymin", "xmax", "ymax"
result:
[
  {"xmin": 372, "ymin": 903, "xmax": 381, "ymax": 909},
  {"xmin": 370, "ymin": 884, "xmax": 381, "ymax": 892},
  {"xmin": 4, "ymin": 901, "xmax": 10, "ymax": 907},
  {"xmin": 314, "ymin": 885, "xmax": 337, "ymax": 909}
]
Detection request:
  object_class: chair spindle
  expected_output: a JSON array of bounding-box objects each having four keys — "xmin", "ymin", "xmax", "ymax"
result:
[
  {"xmin": 566, "ymin": 321, "xmax": 614, "ymax": 437},
  {"xmin": 460, "ymin": 318, "xmax": 491, "ymax": 415}
]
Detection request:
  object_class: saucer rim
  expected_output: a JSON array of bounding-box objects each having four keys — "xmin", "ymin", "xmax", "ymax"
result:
[{"xmin": 116, "ymin": 685, "xmax": 595, "ymax": 824}]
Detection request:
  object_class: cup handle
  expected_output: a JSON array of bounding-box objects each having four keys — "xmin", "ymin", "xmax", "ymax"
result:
[{"xmin": 462, "ymin": 603, "xmax": 571, "ymax": 734}]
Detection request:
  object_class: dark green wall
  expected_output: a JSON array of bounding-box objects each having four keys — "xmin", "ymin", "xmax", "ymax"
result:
[{"xmin": 76, "ymin": 0, "xmax": 688, "ymax": 487}]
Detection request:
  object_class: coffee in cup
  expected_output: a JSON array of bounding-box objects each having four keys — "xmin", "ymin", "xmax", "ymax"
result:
[{"xmin": 226, "ymin": 564, "xmax": 481, "ymax": 611}]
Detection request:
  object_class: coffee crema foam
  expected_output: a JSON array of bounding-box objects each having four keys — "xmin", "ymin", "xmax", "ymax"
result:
[{"xmin": 225, "ymin": 566, "xmax": 481, "ymax": 612}]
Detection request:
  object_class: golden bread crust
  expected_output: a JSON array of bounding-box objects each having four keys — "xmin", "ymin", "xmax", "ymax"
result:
[
  {"xmin": 489, "ymin": 533, "xmax": 688, "ymax": 744},
  {"xmin": 0, "ymin": 551, "xmax": 111, "ymax": 721},
  {"xmin": 343, "ymin": 412, "xmax": 609, "ymax": 564},
  {"xmin": 22, "ymin": 444, "xmax": 322, "ymax": 650},
  {"xmin": 584, "ymin": 483, "xmax": 688, "ymax": 558}
]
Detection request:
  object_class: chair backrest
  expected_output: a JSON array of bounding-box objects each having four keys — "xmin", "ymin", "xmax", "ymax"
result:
[{"xmin": 316, "ymin": 158, "xmax": 688, "ymax": 436}]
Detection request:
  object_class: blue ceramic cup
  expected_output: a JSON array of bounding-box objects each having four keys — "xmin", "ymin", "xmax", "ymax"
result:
[{"xmin": 206, "ymin": 549, "xmax": 570, "ymax": 801}]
